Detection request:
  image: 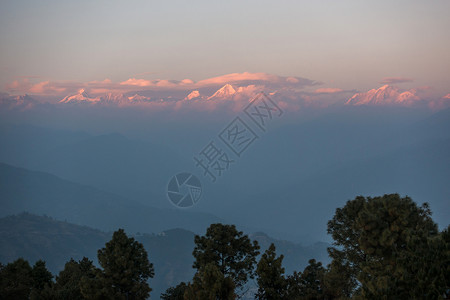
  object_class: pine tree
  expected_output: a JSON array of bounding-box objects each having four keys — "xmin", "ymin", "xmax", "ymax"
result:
[
  {"xmin": 160, "ymin": 282, "xmax": 188, "ymax": 300},
  {"xmin": 184, "ymin": 263, "xmax": 235, "ymax": 300},
  {"xmin": 0, "ymin": 258, "xmax": 33, "ymax": 299},
  {"xmin": 327, "ymin": 194, "xmax": 442, "ymax": 298},
  {"xmin": 41, "ymin": 257, "xmax": 97, "ymax": 300},
  {"xmin": 82, "ymin": 229, "xmax": 154, "ymax": 300},
  {"xmin": 30, "ymin": 259, "xmax": 53, "ymax": 299},
  {"xmin": 255, "ymin": 243, "xmax": 287, "ymax": 300},
  {"xmin": 299, "ymin": 259, "xmax": 325, "ymax": 299},
  {"xmin": 192, "ymin": 223, "xmax": 260, "ymax": 292}
]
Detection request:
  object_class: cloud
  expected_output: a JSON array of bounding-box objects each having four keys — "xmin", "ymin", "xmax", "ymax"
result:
[
  {"xmin": 6, "ymin": 72, "xmax": 318, "ymax": 98},
  {"xmin": 379, "ymin": 77, "xmax": 413, "ymax": 84},
  {"xmin": 195, "ymin": 72, "xmax": 316, "ymax": 89},
  {"xmin": 29, "ymin": 81, "xmax": 66, "ymax": 94},
  {"xmin": 5, "ymin": 78, "xmax": 68, "ymax": 95},
  {"xmin": 196, "ymin": 72, "xmax": 276, "ymax": 86},
  {"xmin": 119, "ymin": 78, "xmax": 154, "ymax": 87},
  {"xmin": 427, "ymin": 93, "xmax": 450, "ymax": 111},
  {"xmin": 314, "ymin": 88, "xmax": 344, "ymax": 94}
]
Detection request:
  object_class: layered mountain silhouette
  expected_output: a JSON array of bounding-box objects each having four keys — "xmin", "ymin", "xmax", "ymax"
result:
[
  {"xmin": 0, "ymin": 213, "xmax": 329, "ymax": 298},
  {"xmin": 0, "ymin": 162, "xmax": 223, "ymax": 234}
]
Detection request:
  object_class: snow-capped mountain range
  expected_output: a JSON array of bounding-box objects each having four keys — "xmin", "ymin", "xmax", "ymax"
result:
[
  {"xmin": 59, "ymin": 89, "xmax": 100, "ymax": 103},
  {"xmin": 2, "ymin": 83, "xmax": 449, "ymax": 110},
  {"xmin": 58, "ymin": 84, "xmax": 241, "ymax": 104},
  {"xmin": 59, "ymin": 89, "xmax": 152, "ymax": 105},
  {"xmin": 346, "ymin": 85, "xmax": 420, "ymax": 106}
]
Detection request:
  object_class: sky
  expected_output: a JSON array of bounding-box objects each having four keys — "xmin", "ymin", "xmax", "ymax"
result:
[
  {"xmin": 0, "ymin": 0, "xmax": 449, "ymax": 244},
  {"xmin": 1, "ymin": 0, "xmax": 449, "ymax": 96}
]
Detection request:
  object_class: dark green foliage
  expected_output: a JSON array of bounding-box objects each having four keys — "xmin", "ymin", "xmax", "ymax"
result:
[
  {"xmin": 30, "ymin": 259, "xmax": 53, "ymax": 299},
  {"xmin": 283, "ymin": 259, "xmax": 326, "ymax": 300},
  {"xmin": 192, "ymin": 223, "xmax": 260, "ymax": 290},
  {"xmin": 31, "ymin": 260, "xmax": 53, "ymax": 290},
  {"xmin": 0, "ymin": 213, "xmax": 328, "ymax": 298},
  {"xmin": 327, "ymin": 194, "xmax": 445, "ymax": 299},
  {"xmin": 0, "ymin": 258, "xmax": 33, "ymax": 299},
  {"xmin": 1, "ymin": 194, "xmax": 447, "ymax": 299},
  {"xmin": 299, "ymin": 259, "xmax": 325, "ymax": 299},
  {"xmin": 256, "ymin": 243, "xmax": 287, "ymax": 300},
  {"xmin": 322, "ymin": 259, "xmax": 354, "ymax": 299},
  {"xmin": 397, "ymin": 225, "xmax": 450, "ymax": 299},
  {"xmin": 184, "ymin": 263, "xmax": 235, "ymax": 300},
  {"xmin": 285, "ymin": 271, "xmax": 302, "ymax": 299},
  {"xmin": 160, "ymin": 282, "xmax": 188, "ymax": 300},
  {"xmin": 82, "ymin": 229, "xmax": 155, "ymax": 300},
  {"xmin": 41, "ymin": 257, "xmax": 98, "ymax": 300}
]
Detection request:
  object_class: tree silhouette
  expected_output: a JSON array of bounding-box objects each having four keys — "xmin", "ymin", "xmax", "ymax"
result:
[
  {"xmin": 256, "ymin": 243, "xmax": 286, "ymax": 300},
  {"xmin": 30, "ymin": 259, "xmax": 53, "ymax": 299},
  {"xmin": 82, "ymin": 229, "xmax": 154, "ymax": 300},
  {"xmin": 184, "ymin": 263, "xmax": 235, "ymax": 300},
  {"xmin": 327, "ymin": 194, "xmax": 444, "ymax": 298},
  {"xmin": 160, "ymin": 282, "xmax": 188, "ymax": 300},
  {"xmin": 192, "ymin": 223, "xmax": 260, "ymax": 292},
  {"xmin": 0, "ymin": 258, "xmax": 33, "ymax": 299}
]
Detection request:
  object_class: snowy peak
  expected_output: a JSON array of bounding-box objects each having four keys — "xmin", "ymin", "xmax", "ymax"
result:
[
  {"xmin": 60, "ymin": 90, "xmax": 153, "ymax": 105},
  {"xmin": 78, "ymin": 89, "xmax": 89, "ymax": 98},
  {"xmin": 346, "ymin": 85, "xmax": 420, "ymax": 106},
  {"xmin": 60, "ymin": 89, "xmax": 100, "ymax": 104},
  {"xmin": 101, "ymin": 93, "xmax": 126, "ymax": 102},
  {"xmin": 128, "ymin": 94, "xmax": 151, "ymax": 102},
  {"xmin": 184, "ymin": 90, "xmax": 201, "ymax": 100},
  {"xmin": 207, "ymin": 84, "xmax": 236, "ymax": 100}
]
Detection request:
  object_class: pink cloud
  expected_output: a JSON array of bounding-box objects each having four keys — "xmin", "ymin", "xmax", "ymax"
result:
[
  {"xmin": 29, "ymin": 81, "xmax": 66, "ymax": 94},
  {"xmin": 286, "ymin": 77, "xmax": 299, "ymax": 83},
  {"xmin": 428, "ymin": 94, "xmax": 450, "ymax": 111},
  {"xmin": 195, "ymin": 72, "xmax": 315, "ymax": 89},
  {"xmin": 196, "ymin": 72, "xmax": 276, "ymax": 86},
  {"xmin": 6, "ymin": 78, "xmax": 68, "ymax": 95},
  {"xmin": 314, "ymin": 88, "xmax": 344, "ymax": 94},
  {"xmin": 180, "ymin": 79, "xmax": 194, "ymax": 85},
  {"xmin": 6, "ymin": 72, "xmax": 317, "ymax": 98},
  {"xmin": 380, "ymin": 77, "xmax": 414, "ymax": 84},
  {"xmin": 120, "ymin": 78, "xmax": 154, "ymax": 87}
]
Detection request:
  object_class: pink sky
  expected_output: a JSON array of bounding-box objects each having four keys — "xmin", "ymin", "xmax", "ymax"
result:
[{"xmin": 1, "ymin": 1, "xmax": 449, "ymax": 98}]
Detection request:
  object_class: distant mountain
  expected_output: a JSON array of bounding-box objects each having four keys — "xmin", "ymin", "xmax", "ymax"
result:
[
  {"xmin": 207, "ymin": 84, "xmax": 236, "ymax": 100},
  {"xmin": 0, "ymin": 213, "xmax": 329, "ymax": 298},
  {"xmin": 127, "ymin": 93, "xmax": 152, "ymax": 102},
  {"xmin": 0, "ymin": 213, "xmax": 109, "ymax": 273},
  {"xmin": 0, "ymin": 129, "xmax": 189, "ymax": 206},
  {"xmin": 0, "ymin": 94, "xmax": 37, "ymax": 109},
  {"xmin": 184, "ymin": 90, "xmax": 202, "ymax": 100},
  {"xmin": 60, "ymin": 89, "xmax": 100, "ymax": 104},
  {"xmin": 0, "ymin": 162, "xmax": 224, "ymax": 234},
  {"xmin": 346, "ymin": 85, "xmax": 420, "ymax": 106},
  {"xmin": 60, "ymin": 90, "xmax": 153, "ymax": 105},
  {"xmin": 0, "ymin": 213, "xmax": 194, "ymax": 298},
  {"xmin": 224, "ymin": 137, "xmax": 450, "ymax": 242}
]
